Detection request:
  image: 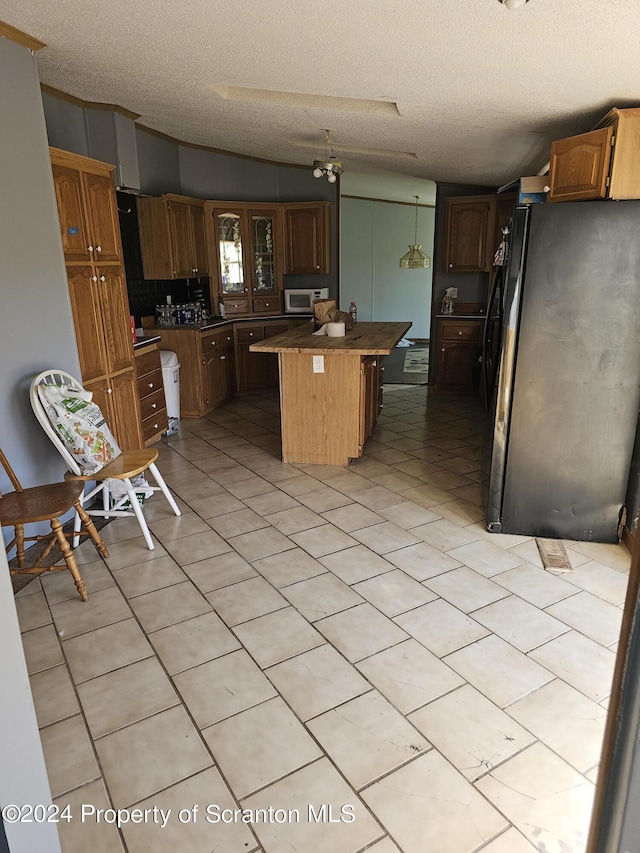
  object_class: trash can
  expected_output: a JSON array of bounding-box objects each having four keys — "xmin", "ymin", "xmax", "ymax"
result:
[{"xmin": 160, "ymin": 350, "xmax": 180, "ymax": 436}]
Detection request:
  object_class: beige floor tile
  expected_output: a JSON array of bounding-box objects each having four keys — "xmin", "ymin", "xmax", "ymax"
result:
[
  {"xmin": 476, "ymin": 742, "xmax": 595, "ymax": 853},
  {"xmin": 316, "ymin": 603, "xmax": 407, "ymax": 662},
  {"xmin": 353, "ymin": 485, "xmax": 406, "ymax": 510},
  {"xmin": 182, "ymin": 550, "xmax": 257, "ymax": 593},
  {"xmin": 529, "ymin": 630, "xmax": 616, "ymax": 703},
  {"xmin": 395, "ymin": 599, "xmax": 490, "ymax": 657},
  {"xmin": 233, "ymin": 606, "xmax": 324, "ymax": 667},
  {"xmin": 446, "ymin": 538, "xmax": 526, "ymax": 577},
  {"xmin": 322, "ymin": 470, "xmax": 373, "ymax": 495},
  {"xmin": 362, "ymin": 750, "xmax": 507, "ymax": 853},
  {"xmin": 280, "ymin": 572, "xmax": 363, "ymax": 621},
  {"xmin": 561, "ymin": 559, "xmax": 629, "ymax": 605},
  {"xmin": 398, "ymin": 483, "xmax": 454, "ymax": 508},
  {"xmin": 15, "ymin": 588, "xmax": 53, "ymax": 632},
  {"xmin": 275, "ymin": 472, "xmax": 326, "ymax": 496},
  {"xmin": 128, "ymin": 581, "xmax": 211, "ymax": 632},
  {"xmin": 390, "ymin": 459, "xmax": 440, "ymax": 479},
  {"xmin": 384, "ymin": 540, "xmax": 462, "ymax": 580},
  {"xmin": 149, "ymin": 611, "xmax": 240, "ymax": 674},
  {"xmin": 112, "ymin": 554, "xmax": 187, "ymax": 598},
  {"xmin": 479, "ymin": 827, "xmax": 539, "ymax": 853},
  {"xmin": 202, "ymin": 696, "xmax": 322, "ymax": 798},
  {"xmin": 409, "ymin": 684, "xmax": 534, "ymax": 781},
  {"xmin": 147, "ymin": 510, "xmax": 212, "ymax": 542},
  {"xmin": 54, "ymin": 779, "xmax": 126, "ymax": 853},
  {"xmin": 308, "ymin": 690, "xmax": 430, "ymax": 789},
  {"xmin": 51, "ymin": 586, "xmax": 131, "ymax": 640},
  {"xmin": 78, "ymin": 657, "xmax": 179, "ymax": 738},
  {"xmin": 353, "ymin": 569, "xmax": 436, "ymax": 617},
  {"xmin": 40, "ymin": 715, "xmax": 101, "ymax": 798},
  {"xmin": 444, "ymin": 635, "xmax": 554, "ymax": 708},
  {"xmin": 472, "ymin": 594, "xmax": 569, "ymax": 652},
  {"xmin": 410, "ymin": 518, "xmax": 482, "ymax": 551},
  {"xmin": 568, "ymin": 540, "xmax": 631, "ymax": 572},
  {"xmin": 225, "ymin": 477, "xmax": 276, "ymax": 500},
  {"xmin": 507, "ymin": 678, "xmax": 607, "ymax": 773},
  {"xmin": 242, "ymin": 758, "xmax": 383, "ymax": 853},
  {"xmin": 319, "ymin": 545, "xmax": 395, "ymax": 584},
  {"xmin": 103, "ymin": 537, "xmax": 168, "ymax": 571},
  {"xmin": 266, "ymin": 644, "xmax": 370, "ymax": 720},
  {"xmin": 320, "ymin": 503, "xmax": 382, "ymax": 532},
  {"xmin": 463, "ymin": 522, "xmax": 532, "ymax": 549},
  {"xmin": 20, "ymin": 624, "xmax": 64, "ymax": 675},
  {"xmin": 40, "ymin": 559, "xmax": 115, "ymax": 606},
  {"xmin": 366, "ymin": 447, "xmax": 413, "ymax": 464},
  {"xmin": 357, "ymin": 638, "xmax": 464, "ymax": 713},
  {"xmin": 375, "ymin": 500, "xmax": 441, "ymax": 529},
  {"xmin": 242, "ymin": 489, "xmax": 301, "ymax": 515},
  {"xmin": 289, "ymin": 523, "xmax": 358, "ymax": 558},
  {"xmin": 163, "ymin": 529, "xmax": 231, "ymax": 564},
  {"xmin": 174, "ymin": 649, "xmax": 276, "ymax": 727},
  {"xmin": 264, "ymin": 505, "xmax": 325, "ymax": 534},
  {"xmin": 30, "ymin": 664, "xmax": 80, "ymax": 728},
  {"xmin": 206, "ymin": 576, "xmax": 288, "ymax": 626},
  {"xmin": 228, "ymin": 526, "xmax": 296, "ymax": 561},
  {"xmin": 96, "ymin": 705, "xmax": 212, "ymax": 808},
  {"xmin": 63, "ymin": 618, "xmax": 154, "ymax": 683},
  {"xmin": 120, "ymin": 767, "xmax": 256, "ymax": 852},
  {"xmin": 253, "ymin": 547, "xmax": 327, "ymax": 587},
  {"xmin": 206, "ymin": 462, "xmax": 261, "ymax": 484},
  {"xmin": 492, "ymin": 562, "xmax": 579, "ymax": 608},
  {"xmin": 349, "ymin": 521, "xmax": 421, "ymax": 555},
  {"xmin": 364, "ymin": 839, "xmax": 402, "ymax": 853},
  {"xmin": 297, "ymin": 486, "xmax": 354, "ymax": 512},
  {"xmin": 187, "ymin": 492, "xmax": 246, "ymax": 518},
  {"xmin": 426, "ymin": 567, "xmax": 510, "ymax": 613},
  {"xmin": 546, "ymin": 590, "xmax": 624, "ymax": 647}
]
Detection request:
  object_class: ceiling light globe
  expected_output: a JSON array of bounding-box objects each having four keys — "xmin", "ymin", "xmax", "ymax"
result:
[
  {"xmin": 313, "ymin": 167, "xmax": 323, "ymax": 178},
  {"xmin": 327, "ymin": 172, "xmax": 337, "ymax": 183},
  {"xmin": 503, "ymin": 0, "xmax": 525, "ymax": 8}
]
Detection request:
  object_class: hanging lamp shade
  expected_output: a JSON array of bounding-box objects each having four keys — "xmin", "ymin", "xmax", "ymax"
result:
[{"xmin": 400, "ymin": 195, "xmax": 431, "ymax": 269}]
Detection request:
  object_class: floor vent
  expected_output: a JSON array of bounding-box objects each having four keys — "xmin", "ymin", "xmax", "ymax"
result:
[{"xmin": 536, "ymin": 538, "xmax": 573, "ymax": 572}]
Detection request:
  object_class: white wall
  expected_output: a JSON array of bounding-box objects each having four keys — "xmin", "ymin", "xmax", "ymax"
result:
[{"xmin": 340, "ymin": 184, "xmax": 435, "ymax": 339}]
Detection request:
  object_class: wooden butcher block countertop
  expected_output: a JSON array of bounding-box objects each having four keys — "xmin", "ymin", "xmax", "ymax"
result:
[{"xmin": 249, "ymin": 321, "xmax": 412, "ymax": 355}]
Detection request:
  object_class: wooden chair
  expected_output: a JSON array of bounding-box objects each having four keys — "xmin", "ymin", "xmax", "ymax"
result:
[
  {"xmin": 30, "ymin": 369, "xmax": 181, "ymax": 551},
  {"xmin": 0, "ymin": 447, "xmax": 108, "ymax": 601}
]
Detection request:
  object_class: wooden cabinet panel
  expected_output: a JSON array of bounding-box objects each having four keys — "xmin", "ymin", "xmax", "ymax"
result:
[
  {"xmin": 51, "ymin": 164, "xmax": 91, "ymax": 262},
  {"xmin": 99, "ymin": 266, "xmax": 135, "ymax": 375},
  {"xmin": 66, "ymin": 266, "xmax": 106, "ymax": 382},
  {"xmin": 548, "ymin": 127, "xmax": 614, "ymax": 203},
  {"xmin": 284, "ymin": 203, "xmax": 330, "ymax": 274},
  {"xmin": 83, "ymin": 171, "xmax": 122, "ymax": 263},
  {"xmin": 190, "ymin": 204, "xmax": 208, "ymax": 275},
  {"xmin": 134, "ymin": 344, "xmax": 168, "ymax": 445},
  {"xmin": 444, "ymin": 197, "xmax": 495, "ymax": 273},
  {"xmin": 138, "ymin": 195, "xmax": 208, "ymax": 279},
  {"xmin": 109, "ymin": 370, "xmax": 144, "ymax": 452},
  {"xmin": 436, "ymin": 319, "xmax": 482, "ymax": 392},
  {"xmin": 168, "ymin": 200, "xmax": 194, "ymax": 277}
]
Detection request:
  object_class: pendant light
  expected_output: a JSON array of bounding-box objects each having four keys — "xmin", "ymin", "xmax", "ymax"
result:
[
  {"xmin": 399, "ymin": 195, "xmax": 431, "ymax": 269},
  {"xmin": 312, "ymin": 130, "xmax": 343, "ymax": 183}
]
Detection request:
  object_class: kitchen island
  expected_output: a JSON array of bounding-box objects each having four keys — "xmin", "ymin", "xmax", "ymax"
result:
[{"xmin": 250, "ymin": 321, "xmax": 411, "ymax": 465}]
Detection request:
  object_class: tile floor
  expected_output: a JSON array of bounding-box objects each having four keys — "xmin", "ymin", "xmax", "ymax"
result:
[{"xmin": 14, "ymin": 383, "xmax": 630, "ymax": 853}]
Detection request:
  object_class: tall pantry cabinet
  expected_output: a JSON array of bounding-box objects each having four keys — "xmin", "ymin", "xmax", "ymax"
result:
[{"xmin": 50, "ymin": 147, "xmax": 143, "ymax": 451}]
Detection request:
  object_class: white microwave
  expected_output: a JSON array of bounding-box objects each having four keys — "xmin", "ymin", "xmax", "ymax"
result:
[{"xmin": 284, "ymin": 288, "xmax": 330, "ymax": 314}]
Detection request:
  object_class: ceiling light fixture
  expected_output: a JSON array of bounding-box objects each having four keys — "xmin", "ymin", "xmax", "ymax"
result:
[
  {"xmin": 499, "ymin": 0, "xmax": 529, "ymax": 9},
  {"xmin": 399, "ymin": 196, "xmax": 431, "ymax": 270},
  {"xmin": 312, "ymin": 130, "xmax": 342, "ymax": 183}
]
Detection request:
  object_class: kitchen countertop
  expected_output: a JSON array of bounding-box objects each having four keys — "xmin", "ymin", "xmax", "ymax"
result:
[
  {"xmin": 435, "ymin": 313, "xmax": 485, "ymax": 320},
  {"xmin": 146, "ymin": 314, "xmax": 312, "ymax": 333},
  {"xmin": 249, "ymin": 321, "xmax": 412, "ymax": 356},
  {"xmin": 133, "ymin": 335, "xmax": 161, "ymax": 349}
]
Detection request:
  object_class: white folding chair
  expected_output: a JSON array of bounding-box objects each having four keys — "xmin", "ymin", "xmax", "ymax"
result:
[{"xmin": 30, "ymin": 369, "xmax": 181, "ymax": 550}]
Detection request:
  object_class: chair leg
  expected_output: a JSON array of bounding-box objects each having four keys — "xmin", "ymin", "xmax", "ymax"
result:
[
  {"xmin": 15, "ymin": 524, "xmax": 25, "ymax": 567},
  {"xmin": 51, "ymin": 517, "xmax": 88, "ymax": 602},
  {"xmin": 125, "ymin": 480, "xmax": 155, "ymax": 550},
  {"xmin": 74, "ymin": 500, "xmax": 109, "ymax": 558},
  {"xmin": 148, "ymin": 463, "xmax": 181, "ymax": 517}
]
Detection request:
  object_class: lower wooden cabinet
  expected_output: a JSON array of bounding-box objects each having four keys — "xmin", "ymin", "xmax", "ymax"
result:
[
  {"xmin": 359, "ymin": 355, "xmax": 383, "ymax": 447},
  {"xmin": 84, "ymin": 370, "xmax": 143, "ymax": 451},
  {"xmin": 202, "ymin": 329, "xmax": 235, "ymax": 409},
  {"xmin": 436, "ymin": 318, "xmax": 482, "ymax": 392},
  {"xmin": 235, "ymin": 322, "xmax": 288, "ymax": 393},
  {"xmin": 134, "ymin": 344, "xmax": 168, "ymax": 445}
]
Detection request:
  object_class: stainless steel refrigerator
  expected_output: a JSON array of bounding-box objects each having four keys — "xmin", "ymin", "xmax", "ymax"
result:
[{"xmin": 483, "ymin": 200, "xmax": 640, "ymax": 542}]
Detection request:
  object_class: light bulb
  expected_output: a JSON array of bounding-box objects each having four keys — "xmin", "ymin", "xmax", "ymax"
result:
[
  {"xmin": 327, "ymin": 172, "xmax": 337, "ymax": 183},
  {"xmin": 502, "ymin": 0, "xmax": 526, "ymax": 8},
  {"xmin": 313, "ymin": 167, "xmax": 323, "ymax": 178}
]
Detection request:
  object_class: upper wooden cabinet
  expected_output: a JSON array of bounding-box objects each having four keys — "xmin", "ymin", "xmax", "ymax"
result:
[
  {"xmin": 50, "ymin": 148, "xmax": 143, "ymax": 451},
  {"xmin": 137, "ymin": 194, "xmax": 209, "ymax": 279},
  {"xmin": 548, "ymin": 108, "xmax": 640, "ymax": 203},
  {"xmin": 284, "ymin": 202, "xmax": 330, "ymax": 274},
  {"xmin": 444, "ymin": 196, "xmax": 495, "ymax": 273}
]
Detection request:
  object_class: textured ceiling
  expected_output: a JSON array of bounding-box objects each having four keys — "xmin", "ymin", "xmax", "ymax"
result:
[{"xmin": 2, "ymin": 0, "xmax": 640, "ymax": 185}]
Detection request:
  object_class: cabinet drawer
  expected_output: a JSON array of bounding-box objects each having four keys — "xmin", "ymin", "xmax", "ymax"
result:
[
  {"xmin": 137, "ymin": 367, "xmax": 163, "ymax": 397},
  {"xmin": 440, "ymin": 322, "xmax": 481, "ymax": 342},
  {"xmin": 202, "ymin": 330, "xmax": 234, "ymax": 352},
  {"xmin": 252, "ymin": 296, "xmax": 280, "ymax": 314},
  {"xmin": 135, "ymin": 347, "xmax": 161, "ymax": 377},
  {"xmin": 139, "ymin": 388, "xmax": 166, "ymax": 420},
  {"xmin": 236, "ymin": 326, "xmax": 265, "ymax": 343},
  {"xmin": 224, "ymin": 297, "xmax": 250, "ymax": 315},
  {"xmin": 142, "ymin": 410, "xmax": 168, "ymax": 442}
]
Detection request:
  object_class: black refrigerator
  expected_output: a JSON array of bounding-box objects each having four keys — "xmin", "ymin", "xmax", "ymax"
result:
[{"xmin": 483, "ymin": 200, "xmax": 640, "ymax": 542}]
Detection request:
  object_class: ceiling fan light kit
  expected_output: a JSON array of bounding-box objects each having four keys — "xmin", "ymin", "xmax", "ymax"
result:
[
  {"xmin": 312, "ymin": 130, "xmax": 343, "ymax": 182},
  {"xmin": 499, "ymin": 0, "xmax": 529, "ymax": 9}
]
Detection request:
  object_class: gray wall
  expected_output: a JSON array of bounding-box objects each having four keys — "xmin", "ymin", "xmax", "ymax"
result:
[
  {"xmin": 0, "ymin": 38, "xmax": 66, "ymax": 853},
  {"xmin": 41, "ymin": 90, "xmax": 88, "ymax": 156},
  {"xmin": 136, "ymin": 128, "xmax": 181, "ymax": 195}
]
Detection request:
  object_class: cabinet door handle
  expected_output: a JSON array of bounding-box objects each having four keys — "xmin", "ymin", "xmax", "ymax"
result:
[
  {"xmin": 227, "ymin": 336, "xmax": 232, "ymax": 341},
  {"xmin": 265, "ymin": 302, "xmax": 270, "ymax": 307},
  {"xmin": 448, "ymin": 263, "xmax": 453, "ymax": 268},
  {"xmin": 153, "ymin": 423, "xmax": 159, "ymax": 429},
  {"xmin": 442, "ymin": 348, "xmax": 445, "ymax": 352},
  {"xmin": 458, "ymin": 331, "xmax": 463, "ymax": 335},
  {"xmin": 148, "ymin": 382, "xmax": 154, "ymax": 388},
  {"xmin": 87, "ymin": 245, "xmax": 94, "ymax": 252},
  {"xmin": 106, "ymin": 387, "xmax": 113, "ymax": 394},
  {"xmin": 100, "ymin": 275, "xmax": 106, "ymax": 282},
  {"xmin": 95, "ymin": 245, "xmax": 102, "ymax": 253},
  {"xmin": 249, "ymin": 332, "xmax": 254, "ymax": 337},
  {"xmin": 151, "ymin": 403, "xmax": 157, "ymax": 409},
  {"xmin": 91, "ymin": 275, "xmax": 98, "ymax": 282},
  {"xmin": 316, "ymin": 265, "xmax": 320, "ymax": 270},
  {"xmin": 220, "ymin": 355, "xmax": 226, "ymax": 360}
]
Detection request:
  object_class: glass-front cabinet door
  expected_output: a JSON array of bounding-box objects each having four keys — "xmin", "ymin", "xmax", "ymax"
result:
[
  {"xmin": 248, "ymin": 210, "xmax": 277, "ymax": 295},
  {"xmin": 215, "ymin": 210, "xmax": 246, "ymax": 295}
]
